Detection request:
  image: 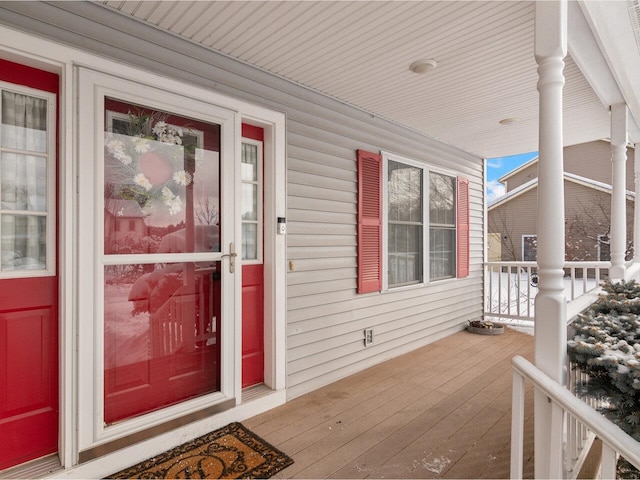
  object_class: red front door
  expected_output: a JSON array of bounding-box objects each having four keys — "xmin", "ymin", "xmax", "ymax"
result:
[
  {"xmin": 241, "ymin": 125, "xmax": 264, "ymax": 388},
  {"xmin": 0, "ymin": 60, "xmax": 59, "ymax": 470}
]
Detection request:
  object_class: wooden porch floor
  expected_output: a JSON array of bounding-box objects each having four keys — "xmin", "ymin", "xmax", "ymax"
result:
[{"xmin": 245, "ymin": 327, "xmax": 535, "ymax": 479}]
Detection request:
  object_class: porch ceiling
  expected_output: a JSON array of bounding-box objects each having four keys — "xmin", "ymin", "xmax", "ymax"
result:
[{"xmin": 98, "ymin": 0, "xmax": 640, "ymax": 159}]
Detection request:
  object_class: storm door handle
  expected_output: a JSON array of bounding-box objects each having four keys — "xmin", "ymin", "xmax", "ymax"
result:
[{"xmin": 221, "ymin": 242, "xmax": 237, "ymax": 273}]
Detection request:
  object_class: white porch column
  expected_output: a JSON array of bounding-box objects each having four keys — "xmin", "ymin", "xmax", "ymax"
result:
[
  {"xmin": 610, "ymin": 104, "xmax": 628, "ymax": 280},
  {"xmin": 635, "ymin": 144, "xmax": 640, "ymax": 263},
  {"xmin": 534, "ymin": 1, "xmax": 567, "ymax": 478}
]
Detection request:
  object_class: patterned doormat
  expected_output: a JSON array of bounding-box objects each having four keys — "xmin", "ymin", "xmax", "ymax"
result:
[{"xmin": 107, "ymin": 422, "xmax": 294, "ymax": 479}]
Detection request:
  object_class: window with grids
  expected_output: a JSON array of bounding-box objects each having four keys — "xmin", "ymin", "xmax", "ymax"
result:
[
  {"xmin": 522, "ymin": 235, "xmax": 537, "ymax": 261},
  {"xmin": 385, "ymin": 159, "xmax": 457, "ymax": 287},
  {"xmin": 429, "ymin": 172, "xmax": 456, "ymax": 280},
  {"xmin": 357, "ymin": 150, "xmax": 468, "ymax": 293},
  {"xmin": 387, "ymin": 160, "xmax": 423, "ymax": 287},
  {"xmin": 0, "ymin": 84, "xmax": 55, "ymax": 276}
]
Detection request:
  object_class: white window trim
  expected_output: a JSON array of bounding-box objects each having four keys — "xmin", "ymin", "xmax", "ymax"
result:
[
  {"xmin": 381, "ymin": 151, "xmax": 458, "ymax": 291},
  {"xmin": 241, "ymin": 137, "xmax": 263, "ymax": 265},
  {"xmin": 0, "ymin": 80, "xmax": 57, "ymax": 278},
  {"xmin": 382, "ymin": 152, "xmax": 427, "ymax": 291}
]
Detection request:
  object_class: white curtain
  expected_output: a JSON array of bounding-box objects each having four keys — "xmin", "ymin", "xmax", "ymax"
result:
[{"xmin": 1, "ymin": 90, "xmax": 48, "ymax": 271}]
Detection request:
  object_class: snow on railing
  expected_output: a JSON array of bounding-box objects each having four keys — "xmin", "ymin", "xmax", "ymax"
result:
[
  {"xmin": 484, "ymin": 261, "xmax": 608, "ymax": 323},
  {"xmin": 511, "ymin": 355, "xmax": 640, "ymax": 479}
]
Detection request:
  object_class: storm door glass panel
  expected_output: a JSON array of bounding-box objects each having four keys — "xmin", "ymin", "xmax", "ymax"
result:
[
  {"xmin": 103, "ymin": 98, "xmax": 222, "ymax": 424},
  {"xmin": 387, "ymin": 160, "xmax": 423, "ymax": 287},
  {"xmin": 103, "ymin": 261, "xmax": 221, "ymax": 424},
  {"xmin": 241, "ymin": 141, "xmax": 261, "ymax": 261},
  {"xmin": 0, "ymin": 91, "xmax": 50, "ymax": 272},
  {"xmin": 429, "ymin": 172, "xmax": 455, "ymax": 280},
  {"xmin": 104, "ymin": 98, "xmax": 220, "ymax": 255}
]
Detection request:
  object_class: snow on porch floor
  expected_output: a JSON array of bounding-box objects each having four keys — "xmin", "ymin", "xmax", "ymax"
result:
[{"xmin": 244, "ymin": 327, "xmax": 535, "ymax": 479}]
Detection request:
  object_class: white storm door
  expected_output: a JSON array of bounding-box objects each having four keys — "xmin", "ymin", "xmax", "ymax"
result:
[{"xmin": 76, "ymin": 67, "xmax": 238, "ymax": 451}]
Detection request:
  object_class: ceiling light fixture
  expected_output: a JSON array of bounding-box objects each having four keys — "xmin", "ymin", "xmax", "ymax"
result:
[{"xmin": 409, "ymin": 59, "xmax": 438, "ymax": 74}]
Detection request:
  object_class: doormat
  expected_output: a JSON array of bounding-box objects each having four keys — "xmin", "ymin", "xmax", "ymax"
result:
[{"xmin": 107, "ymin": 422, "xmax": 293, "ymax": 479}]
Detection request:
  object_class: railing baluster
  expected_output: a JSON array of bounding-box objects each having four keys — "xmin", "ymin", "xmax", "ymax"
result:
[
  {"xmin": 601, "ymin": 444, "xmax": 617, "ymax": 480},
  {"xmin": 507, "ymin": 266, "xmax": 512, "ymax": 316},
  {"xmin": 498, "ymin": 265, "xmax": 503, "ymax": 317},
  {"xmin": 527, "ymin": 266, "xmax": 532, "ymax": 318},
  {"xmin": 483, "ymin": 261, "xmax": 606, "ymax": 323},
  {"xmin": 512, "ymin": 356, "xmax": 640, "ymax": 480},
  {"xmin": 511, "ymin": 369, "xmax": 525, "ymax": 480},
  {"xmin": 568, "ymin": 363, "xmax": 578, "ymax": 466},
  {"xmin": 514, "ymin": 267, "xmax": 524, "ymax": 317},
  {"xmin": 549, "ymin": 402, "xmax": 565, "ymax": 478}
]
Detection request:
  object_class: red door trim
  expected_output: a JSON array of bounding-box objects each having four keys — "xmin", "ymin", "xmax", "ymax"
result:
[
  {"xmin": 241, "ymin": 123, "xmax": 265, "ymax": 388},
  {"xmin": 0, "ymin": 59, "xmax": 59, "ymax": 93}
]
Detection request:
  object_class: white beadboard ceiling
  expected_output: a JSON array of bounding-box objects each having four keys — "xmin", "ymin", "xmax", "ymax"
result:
[{"xmin": 97, "ymin": 1, "xmax": 635, "ymax": 159}]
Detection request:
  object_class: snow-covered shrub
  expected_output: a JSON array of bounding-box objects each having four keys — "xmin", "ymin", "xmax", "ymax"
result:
[{"xmin": 567, "ymin": 279, "xmax": 640, "ymax": 441}]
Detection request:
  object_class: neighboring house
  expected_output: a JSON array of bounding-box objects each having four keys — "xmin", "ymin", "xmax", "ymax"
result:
[
  {"xmin": 488, "ymin": 141, "xmax": 636, "ymax": 262},
  {"xmin": 104, "ymin": 199, "xmax": 148, "ymax": 252}
]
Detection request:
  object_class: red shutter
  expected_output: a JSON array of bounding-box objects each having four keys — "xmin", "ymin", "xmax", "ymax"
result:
[
  {"xmin": 457, "ymin": 177, "xmax": 470, "ymax": 278},
  {"xmin": 357, "ymin": 150, "xmax": 382, "ymax": 293}
]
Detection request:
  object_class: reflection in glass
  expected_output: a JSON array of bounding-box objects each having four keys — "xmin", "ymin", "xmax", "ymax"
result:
[
  {"xmin": 388, "ymin": 160, "xmax": 423, "ymax": 286},
  {"xmin": 388, "ymin": 161, "xmax": 422, "ymax": 223},
  {"xmin": 388, "ymin": 224, "xmax": 422, "ymax": 286},
  {"xmin": 103, "ymin": 98, "xmax": 221, "ymax": 255},
  {"xmin": 102, "ymin": 98, "xmax": 223, "ymax": 424},
  {"xmin": 429, "ymin": 173, "xmax": 455, "ymax": 225},
  {"xmin": 429, "ymin": 172, "xmax": 456, "ymax": 280},
  {"xmin": 1, "ymin": 153, "xmax": 47, "ymax": 211},
  {"xmin": 104, "ymin": 261, "xmax": 221, "ymax": 423},
  {"xmin": 0, "ymin": 215, "xmax": 46, "ymax": 271},
  {"xmin": 429, "ymin": 228, "xmax": 455, "ymax": 279}
]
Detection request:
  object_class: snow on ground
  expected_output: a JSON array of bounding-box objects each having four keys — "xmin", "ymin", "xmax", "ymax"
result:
[{"xmin": 486, "ymin": 270, "xmax": 600, "ymax": 323}]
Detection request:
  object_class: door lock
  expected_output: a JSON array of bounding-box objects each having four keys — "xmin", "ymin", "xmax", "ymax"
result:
[{"xmin": 221, "ymin": 242, "xmax": 237, "ymax": 273}]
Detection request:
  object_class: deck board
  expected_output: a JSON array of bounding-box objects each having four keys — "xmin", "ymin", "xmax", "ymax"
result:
[{"xmin": 245, "ymin": 327, "xmax": 535, "ymax": 479}]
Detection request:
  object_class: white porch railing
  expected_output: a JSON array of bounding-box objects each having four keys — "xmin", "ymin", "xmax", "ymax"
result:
[
  {"xmin": 511, "ymin": 355, "xmax": 640, "ymax": 479},
  {"xmin": 484, "ymin": 261, "xmax": 609, "ymax": 323}
]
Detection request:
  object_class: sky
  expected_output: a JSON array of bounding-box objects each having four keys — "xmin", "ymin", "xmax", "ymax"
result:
[{"xmin": 486, "ymin": 151, "xmax": 538, "ymax": 203}]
